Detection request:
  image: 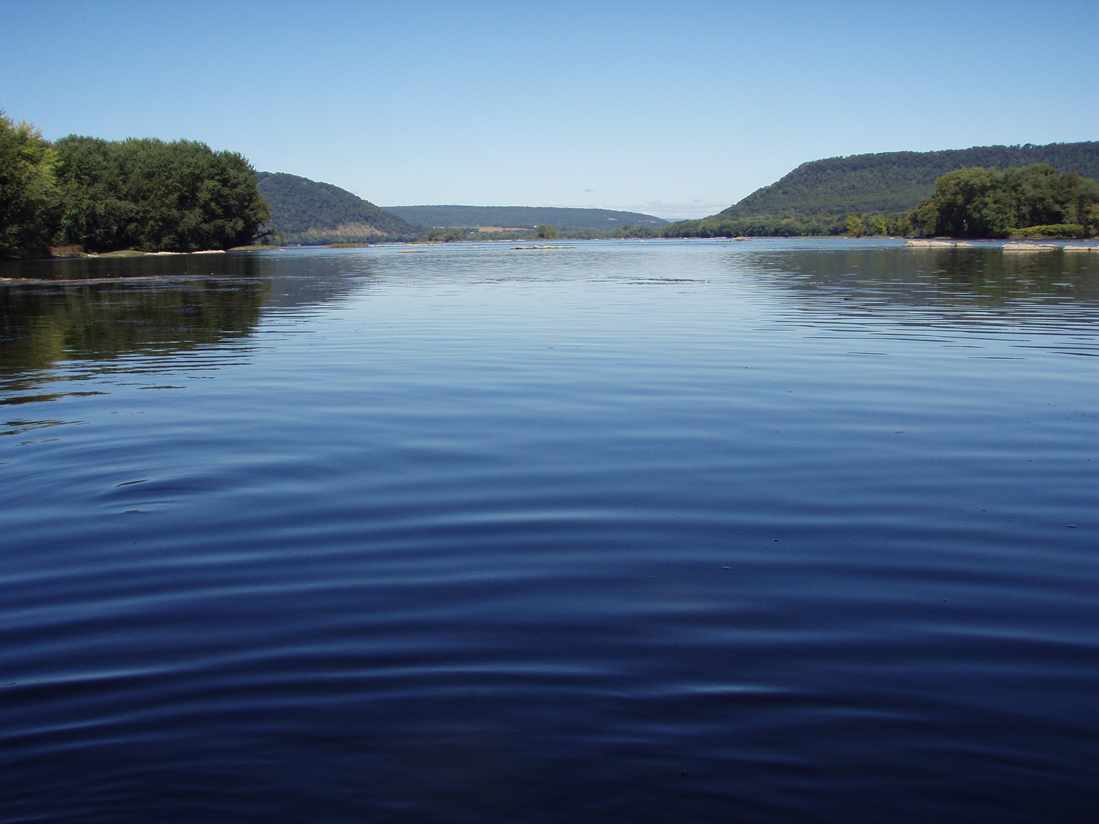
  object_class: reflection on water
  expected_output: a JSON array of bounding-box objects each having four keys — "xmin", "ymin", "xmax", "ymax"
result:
[
  {"xmin": 0, "ymin": 280, "xmax": 270, "ymax": 375},
  {"xmin": 1, "ymin": 240, "xmax": 1098, "ymax": 822},
  {"xmin": 0, "ymin": 250, "xmax": 381, "ymax": 397},
  {"xmin": 745, "ymin": 245, "xmax": 1099, "ymax": 305}
]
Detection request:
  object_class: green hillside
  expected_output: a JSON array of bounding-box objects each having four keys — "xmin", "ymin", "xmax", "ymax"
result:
[
  {"xmin": 385, "ymin": 205, "xmax": 667, "ymax": 230},
  {"xmin": 257, "ymin": 172, "xmax": 416, "ymax": 242},
  {"xmin": 667, "ymin": 141, "xmax": 1099, "ymax": 237},
  {"xmin": 723, "ymin": 142, "xmax": 1099, "ymax": 218}
]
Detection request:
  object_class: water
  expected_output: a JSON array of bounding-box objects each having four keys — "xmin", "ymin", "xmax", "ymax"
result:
[{"xmin": 2, "ymin": 239, "xmax": 1098, "ymax": 822}]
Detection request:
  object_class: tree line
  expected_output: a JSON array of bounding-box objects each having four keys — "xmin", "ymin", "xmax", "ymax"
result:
[
  {"xmin": 665, "ymin": 165, "xmax": 1099, "ymax": 239},
  {"xmin": 1, "ymin": 112, "xmax": 269, "ymax": 258},
  {"xmin": 719, "ymin": 141, "xmax": 1099, "ymax": 220},
  {"xmin": 907, "ymin": 164, "xmax": 1099, "ymax": 238},
  {"xmin": 8, "ymin": 109, "xmax": 1097, "ymax": 253}
]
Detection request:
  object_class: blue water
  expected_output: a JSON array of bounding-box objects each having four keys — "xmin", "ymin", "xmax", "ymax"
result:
[{"xmin": 2, "ymin": 239, "xmax": 1098, "ymax": 821}]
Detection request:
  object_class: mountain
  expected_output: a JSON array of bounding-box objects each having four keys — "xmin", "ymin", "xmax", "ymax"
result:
[
  {"xmin": 257, "ymin": 172, "xmax": 417, "ymax": 242},
  {"xmin": 718, "ymin": 141, "xmax": 1099, "ymax": 219},
  {"xmin": 384, "ymin": 205, "xmax": 667, "ymax": 230}
]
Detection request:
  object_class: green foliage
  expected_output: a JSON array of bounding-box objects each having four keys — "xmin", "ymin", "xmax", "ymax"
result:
[
  {"xmin": 908, "ymin": 165, "xmax": 1099, "ymax": 238},
  {"xmin": 0, "ymin": 113, "xmax": 59, "ymax": 257},
  {"xmin": 385, "ymin": 205, "xmax": 667, "ymax": 231},
  {"xmin": 868, "ymin": 214, "xmax": 890, "ymax": 236},
  {"xmin": 425, "ymin": 228, "xmax": 468, "ymax": 242},
  {"xmin": 669, "ymin": 160, "xmax": 1099, "ymax": 241},
  {"xmin": 53, "ymin": 136, "xmax": 269, "ymax": 252},
  {"xmin": 1009, "ymin": 224, "xmax": 1087, "ymax": 239},
  {"xmin": 723, "ymin": 141, "xmax": 1099, "ymax": 219},
  {"xmin": 609, "ymin": 224, "xmax": 664, "ymax": 239},
  {"xmin": 413, "ymin": 224, "xmax": 666, "ymax": 242},
  {"xmin": 1, "ymin": 113, "xmax": 270, "ymax": 257},
  {"xmin": 497, "ymin": 224, "xmax": 664, "ymax": 240},
  {"xmin": 256, "ymin": 172, "xmax": 415, "ymax": 242},
  {"xmin": 664, "ymin": 213, "xmax": 846, "ymax": 238},
  {"xmin": 667, "ymin": 141, "xmax": 1099, "ymax": 238}
]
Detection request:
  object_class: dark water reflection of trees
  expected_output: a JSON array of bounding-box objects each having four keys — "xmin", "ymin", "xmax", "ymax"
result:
[
  {"xmin": 740, "ymin": 247, "xmax": 1099, "ymax": 307},
  {"xmin": 0, "ymin": 250, "xmax": 376, "ymax": 377},
  {"xmin": 0, "ymin": 280, "xmax": 270, "ymax": 374}
]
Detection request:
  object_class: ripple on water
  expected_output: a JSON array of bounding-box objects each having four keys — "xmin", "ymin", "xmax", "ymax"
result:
[{"xmin": 1, "ymin": 240, "xmax": 1099, "ymax": 821}]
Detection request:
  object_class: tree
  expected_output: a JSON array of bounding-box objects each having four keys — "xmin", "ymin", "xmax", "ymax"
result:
[
  {"xmin": 0, "ymin": 113, "xmax": 59, "ymax": 257},
  {"xmin": 53, "ymin": 136, "xmax": 270, "ymax": 251},
  {"xmin": 907, "ymin": 164, "xmax": 1099, "ymax": 238},
  {"xmin": 1086, "ymin": 204, "xmax": 1099, "ymax": 237},
  {"xmin": 535, "ymin": 224, "xmax": 558, "ymax": 239},
  {"xmin": 866, "ymin": 214, "xmax": 889, "ymax": 236}
]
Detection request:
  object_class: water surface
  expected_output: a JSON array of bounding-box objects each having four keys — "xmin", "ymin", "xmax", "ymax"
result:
[{"xmin": 2, "ymin": 240, "xmax": 1098, "ymax": 821}]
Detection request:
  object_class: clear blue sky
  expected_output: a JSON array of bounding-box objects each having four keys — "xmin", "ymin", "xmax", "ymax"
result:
[{"xmin": 3, "ymin": 0, "xmax": 1097, "ymax": 219}]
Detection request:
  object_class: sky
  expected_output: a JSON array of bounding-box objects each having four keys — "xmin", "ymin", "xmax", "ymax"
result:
[{"xmin": 3, "ymin": 0, "xmax": 1098, "ymax": 219}]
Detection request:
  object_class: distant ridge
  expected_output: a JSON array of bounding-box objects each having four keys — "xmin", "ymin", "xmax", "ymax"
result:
[
  {"xmin": 717, "ymin": 141, "xmax": 1099, "ymax": 219},
  {"xmin": 385, "ymin": 205, "xmax": 667, "ymax": 230},
  {"xmin": 257, "ymin": 172, "xmax": 416, "ymax": 242}
]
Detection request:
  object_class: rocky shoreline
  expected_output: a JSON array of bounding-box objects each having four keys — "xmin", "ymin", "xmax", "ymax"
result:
[{"xmin": 906, "ymin": 238, "xmax": 1099, "ymax": 253}]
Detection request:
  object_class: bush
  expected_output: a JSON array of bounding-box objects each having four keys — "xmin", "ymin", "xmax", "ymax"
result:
[{"xmin": 1009, "ymin": 224, "xmax": 1087, "ymax": 239}]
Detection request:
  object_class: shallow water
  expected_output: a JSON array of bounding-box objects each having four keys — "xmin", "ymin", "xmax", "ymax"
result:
[{"xmin": 2, "ymin": 239, "xmax": 1098, "ymax": 822}]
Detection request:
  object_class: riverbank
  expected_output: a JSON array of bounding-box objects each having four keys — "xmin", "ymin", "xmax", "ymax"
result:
[
  {"xmin": 44, "ymin": 246, "xmax": 232, "ymax": 259},
  {"xmin": 14, "ymin": 244, "xmax": 299, "ymax": 262},
  {"xmin": 0, "ymin": 274, "xmax": 224, "ymax": 287},
  {"xmin": 907, "ymin": 238, "xmax": 1099, "ymax": 252}
]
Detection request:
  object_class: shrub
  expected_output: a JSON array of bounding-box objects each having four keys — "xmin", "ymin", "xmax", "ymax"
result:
[{"xmin": 1008, "ymin": 224, "xmax": 1086, "ymax": 239}]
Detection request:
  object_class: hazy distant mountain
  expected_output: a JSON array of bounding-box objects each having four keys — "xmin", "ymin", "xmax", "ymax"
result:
[
  {"xmin": 257, "ymin": 172, "xmax": 417, "ymax": 242},
  {"xmin": 717, "ymin": 141, "xmax": 1099, "ymax": 219},
  {"xmin": 385, "ymin": 205, "xmax": 667, "ymax": 230}
]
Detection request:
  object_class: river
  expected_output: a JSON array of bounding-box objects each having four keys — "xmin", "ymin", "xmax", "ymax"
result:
[{"xmin": 2, "ymin": 239, "xmax": 1097, "ymax": 821}]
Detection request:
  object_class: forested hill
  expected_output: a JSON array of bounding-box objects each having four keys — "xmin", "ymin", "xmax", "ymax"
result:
[
  {"xmin": 721, "ymin": 141, "xmax": 1099, "ymax": 218},
  {"xmin": 385, "ymin": 205, "xmax": 667, "ymax": 230},
  {"xmin": 256, "ymin": 172, "xmax": 416, "ymax": 242}
]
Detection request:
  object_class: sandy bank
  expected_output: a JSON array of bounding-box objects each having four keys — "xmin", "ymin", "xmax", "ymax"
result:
[
  {"xmin": 905, "ymin": 239, "xmax": 973, "ymax": 248},
  {"xmin": 1003, "ymin": 242, "xmax": 1059, "ymax": 252}
]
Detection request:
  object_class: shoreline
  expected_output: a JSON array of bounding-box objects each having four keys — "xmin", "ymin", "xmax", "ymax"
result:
[
  {"xmin": 34, "ymin": 244, "xmax": 309, "ymax": 261},
  {"xmin": 0, "ymin": 273, "xmax": 237, "ymax": 286},
  {"xmin": 5, "ymin": 238, "xmax": 1099, "ymax": 283},
  {"xmin": 906, "ymin": 238, "xmax": 1099, "ymax": 251}
]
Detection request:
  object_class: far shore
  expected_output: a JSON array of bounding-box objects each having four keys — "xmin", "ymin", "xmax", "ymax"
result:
[{"xmin": 6, "ymin": 237, "xmax": 1099, "ymax": 278}]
